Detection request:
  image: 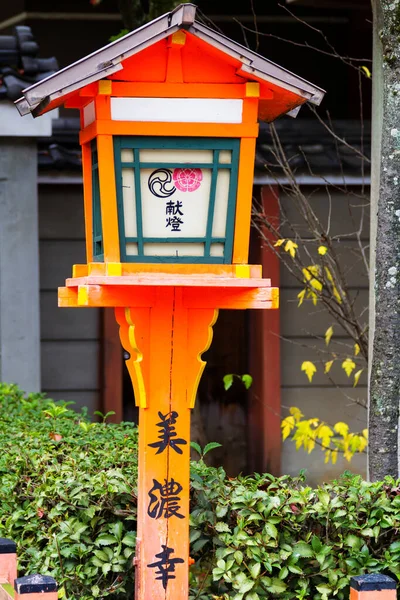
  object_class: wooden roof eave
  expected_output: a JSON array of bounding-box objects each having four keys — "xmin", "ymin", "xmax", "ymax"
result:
[
  {"xmin": 16, "ymin": 3, "xmax": 197, "ymax": 116},
  {"xmin": 189, "ymin": 21, "xmax": 324, "ymax": 106},
  {"xmin": 14, "ymin": 2, "xmax": 325, "ymax": 119}
]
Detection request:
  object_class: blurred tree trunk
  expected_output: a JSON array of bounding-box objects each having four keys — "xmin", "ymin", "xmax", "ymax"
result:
[{"xmin": 369, "ymin": 0, "xmax": 400, "ymax": 480}]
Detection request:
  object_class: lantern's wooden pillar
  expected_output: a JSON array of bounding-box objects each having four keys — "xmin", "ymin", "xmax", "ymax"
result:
[{"xmin": 115, "ymin": 288, "xmax": 217, "ymax": 600}]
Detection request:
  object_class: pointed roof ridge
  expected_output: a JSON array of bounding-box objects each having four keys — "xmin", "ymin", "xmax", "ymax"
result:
[{"xmin": 15, "ymin": 2, "xmax": 325, "ymax": 118}]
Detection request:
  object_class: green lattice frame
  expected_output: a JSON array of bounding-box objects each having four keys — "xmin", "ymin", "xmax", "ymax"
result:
[
  {"xmin": 112, "ymin": 136, "xmax": 240, "ymax": 263},
  {"xmin": 91, "ymin": 141, "xmax": 104, "ymax": 261}
]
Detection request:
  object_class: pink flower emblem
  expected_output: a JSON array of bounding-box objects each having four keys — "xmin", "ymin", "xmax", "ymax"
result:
[{"xmin": 173, "ymin": 168, "xmax": 202, "ymax": 192}]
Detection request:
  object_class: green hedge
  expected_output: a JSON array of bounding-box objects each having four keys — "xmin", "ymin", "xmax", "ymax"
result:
[
  {"xmin": 190, "ymin": 465, "xmax": 400, "ymax": 600},
  {"xmin": 0, "ymin": 385, "xmax": 137, "ymax": 599},
  {"xmin": 0, "ymin": 385, "xmax": 400, "ymax": 600}
]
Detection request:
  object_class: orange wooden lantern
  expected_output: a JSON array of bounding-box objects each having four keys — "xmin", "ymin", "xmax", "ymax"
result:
[{"xmin": 16, "ymin": 5, "xmax": 324, "ymax": 600}]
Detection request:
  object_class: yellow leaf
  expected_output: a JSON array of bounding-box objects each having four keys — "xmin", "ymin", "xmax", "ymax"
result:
[
  {"xmin": 362, "ymin": 428, "xmax": 368, "ymax": 439},
  {"xmin": 333, "ymin": 287, "xmax": 342, "ymax": 303},
  {"xmin": 303, "ymin": 265, "xmax": 319, "ymax": 281},
  {"xmin": 353, "ymin": 369, "xmax": 363, "ymax": 387},
  {"xmin": 325, "ymin": 326, "xmax": 333, "ymax": 346},
  {"xmin": 361, "ymin": 65, "xmax": 371, "ymax": 78},
  {"xmin": 324, "ymin": 360, "xmax": 334, "ymax": 374},
  {"xmin": 289, "ymin": 407, "xmax": 304, "ymax": 421},
  {"xmin": 281, "ymin": 416, "xmax": 295, "ymax": 441},
  {"xmin": 282, "ymin": 426, "xmax": 292, "ymax": 442},
  {"xmin": 295, "ymin": 437, "xmax": 303, "ymax": 450},
  {"xmin": 354, "ymin": 343, "xmax": 360, "ymax": 356},
  {"xmin": 325, "ymin": 450, "xmax": 331, "ymax": 464},
  {"xmin": 318, "ymin": 425, "xmax": 334, "ymax": 449},
  {"xmin": 342, "ymin": 358, "xmax": 356, "ymax": 377},
  {"xmin": 306, "ymin": 438, "xmax": 316, "ymax": 453},
  {"xmin": 357, "ymin": 437, "xmax": 367, "ymax": 453},
  {"xmin": 325, "ymin": 267, "xmax": 343, "ymax": 303},
  {"xmin": 311, "ymin": 292, "xmax": 318, "ymax": 306},
  {"xmin": 334, "ymin": 422, "xmax": 349, "ymax": 436},
  {"xmin": 318, "ymin": 245, "xmax": 328, "ymax": 256},
  {"xmin": 297, "ymin": 289, "xmax": 306, "ymax": 307},
  {"xmin": 343, "ymin": 449, "xmax": 353, "ymax": 462},
  {"xmin": 310, "ymin": 278, "xmax": 323, "ymax": 292},
  {"xmin": 274, "ymin": 239, "xmax": 286, "ymax": 247},
  {"xmin": 301, "ymin": 361, "xmax": 317, "ymax": 383},
  {"xmin": 281, "ymin": 416, "xmax": 295, "ymax": 428},
  {"xmin": 331, "ymin": 450, "xmax": 338, "ymax": 464},
  {"xmin": 284, "ymin": 239, "xmax": 298, "ymax": 258}
]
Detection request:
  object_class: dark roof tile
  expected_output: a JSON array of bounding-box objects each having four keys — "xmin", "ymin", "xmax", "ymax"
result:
[{"xmin": 0, "ymin": 26, "xmax": 58, "ymax": 101}]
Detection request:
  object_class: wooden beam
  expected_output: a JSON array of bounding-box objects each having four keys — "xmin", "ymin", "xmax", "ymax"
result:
[{"xmin": 248, "ymin": 186, "xmax": 281, "ymax": 475}]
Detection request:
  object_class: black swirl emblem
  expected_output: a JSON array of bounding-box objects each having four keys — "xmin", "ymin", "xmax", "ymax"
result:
[{"xmin": 148, "ymin": 169, "xmax": 176, "ymax": 198}]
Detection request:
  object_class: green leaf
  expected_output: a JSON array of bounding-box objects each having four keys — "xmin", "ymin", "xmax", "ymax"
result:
[
  {"xmin": 223, "ymin": 374, "xmax": 234, "ymax": 390},
  {"xmin": 267, "ymin": 578, "xmax": 288, "ymax": 594},
  {"xmin": 345, "ymin": 558, "xmax": 361, "ymax": 569},
  {"xmin": 238, "ymin": 580, "xmax": 255, "ymax": 594},
  {"xmin": 234, "ymin": 551, "xmax": 244, "ymax": 565},
  {"xmin": 93, "ymin": 549, "xmax": 109, "ymax": 561},
  {"xmin": 249, "ymin": 562, "xmax": 261, "ymax": 579},
  {"xmin": 333, "ymin": 509, "xmax": 347, "ymax": 519},
  {"xmin": 189, "ymin": 530, "xmax": 201, "ymax": 543},
  {"xmin": 111, "ymin": 520, "xmax": 123, "ymax": 540},
  {"xmin": 215, "ymin": 521, "xmax": 231, "ymax": 533},
  {"xmin": 345, "ymin": 534, "xmax": 362, "ymax": 550},
  {"xmin": 213, "ymin": 567, "xmax": 225, "ymax": 579},
  {"xmin": 264, "ymin": 522, "xmax": 278, "ymax": 539},
  {"xmin": 361, "ymin": 528, "xmax": 374, "ymax": 537},
  {"xmin": 279, "ymin": 567, "xmax": 288, "ymax": 580},
  {"xmin": 122, "ymin": 533, "xmax": 136, "ymax": 547},
  {"xmin": 288, "ymin": 565, "xmax": 303, "ymax": 574},
  {"xmin": 217, "ymin": 559, "xmax": 226, "ymax": 570},
  {"xmin": 389, "ymin": 541, "xmax": 400, "ymax": 553},
  {"xmin": 311, "ymin": 535, "xmax": 322, "ymax": 553},
  {"xmin": 190, "ymin": 441, "xmax": 202, "ymax": 457},
  {"xmin": 293, "ymin": 542, "xmax": 314, "ymax": 558},
  {"xmin": 316, "ymin": 585, "xmax": 333, "ymax": 595},
  {"xmin": 216, "ymin": 505, "xmax": 228, "ymax": 518},
  {"xmin": 96, "ymin": 534, "xmax": 118, "ymax": 546},
  {"xmin": 241, "ymin": 374, "xmax": 253, "ymax": 389},
  {"xmin": 192, "ymin": 538, "xmax": 209, "ymax": 552},
  {"xmin": 92, "ymin": 557, "xmax": 104, "ymax": 568},
  {"xmin": 203, "ymin": 442, "xmax": 223, "ymax": 456},
  {"xmin": 318, "ymin": 491, "xmax": 330, "ymax": 506}
]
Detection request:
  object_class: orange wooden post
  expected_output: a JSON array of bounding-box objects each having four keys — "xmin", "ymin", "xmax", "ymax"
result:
[
  {"xmin": 115, "ymin": 288, "xmax": 217, "ymax": 599},
  {"xmin": 350, "ymin": 574, "xmax": 396, "ymax": 600}
]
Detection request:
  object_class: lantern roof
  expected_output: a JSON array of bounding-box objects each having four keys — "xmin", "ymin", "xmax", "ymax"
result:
[{"xmin": 15, "ymin": 3, "xmax": 325, "ymax": 120}]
